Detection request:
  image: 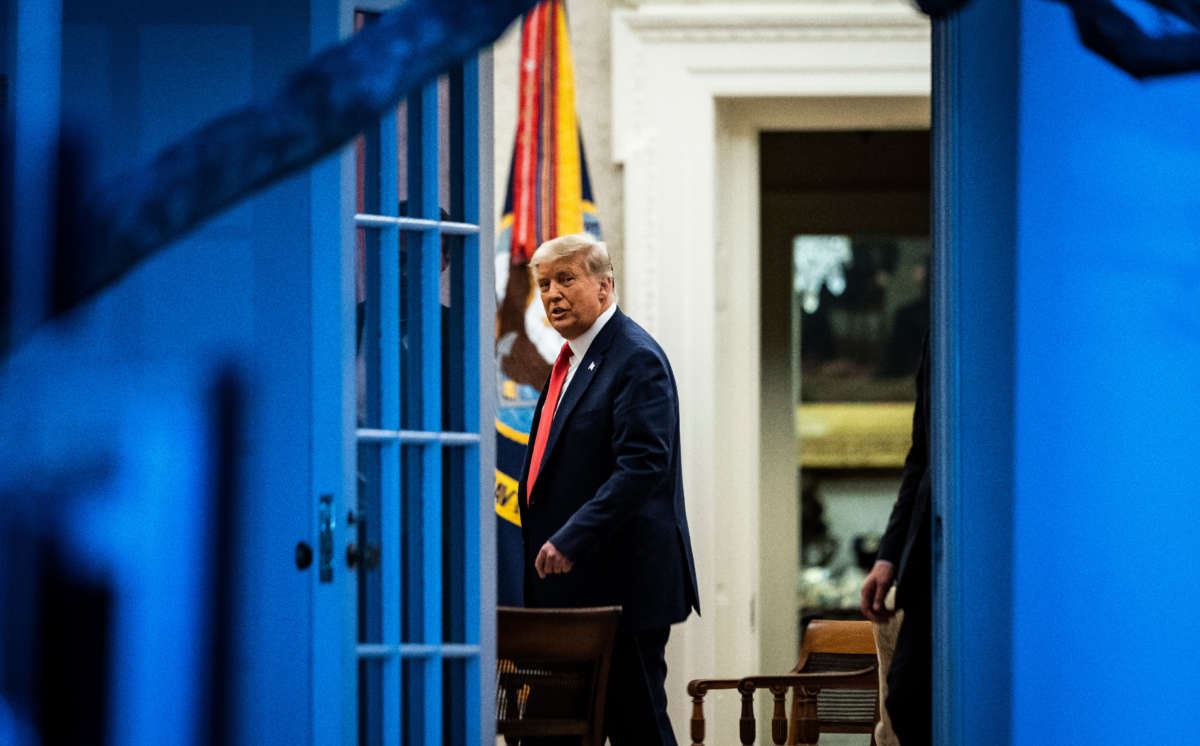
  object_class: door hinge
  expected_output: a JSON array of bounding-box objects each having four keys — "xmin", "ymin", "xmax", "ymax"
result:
[{"xmin": 318, "ymin": 494, "xmax": 334, "ymax": 583}]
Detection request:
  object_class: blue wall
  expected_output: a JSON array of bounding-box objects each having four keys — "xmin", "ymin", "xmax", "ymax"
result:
[
  {"xmin": 1012, "ymin": 2, "xmax": 1200, "ymax": 742},
  {"xmin": 946, "ymin": 1, "xmax": 1200, "ymax": 742},
  {"xmin": 4, "ymin": 1, "xmax": 323, "ymax": 742}
]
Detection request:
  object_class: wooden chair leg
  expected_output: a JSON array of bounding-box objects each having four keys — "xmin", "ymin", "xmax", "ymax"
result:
[
  {"xmin": 787, "ymin": 688, "xmax": 802, "ymax": 745},
  {"xmin": 770, "ymin": 685, "xmax": 788, "ymax": 745},
  {"xmin": 740, "ymin": 684, "xmax": 757, "ymax": 745},
  {"xmin": 690, "ymin": 692, "xmax": 707, "ymax": 746},
  {"xmin": 789, "ymin": 685, "xmax": 820, "ymax": 745}
]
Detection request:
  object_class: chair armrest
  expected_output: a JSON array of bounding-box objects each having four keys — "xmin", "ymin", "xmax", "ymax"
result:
[
  {"xmin": 687, "ymin": 677, "xmax": 741, "ymax": 697},
  {"xmin": 737, "ymin": 665, "xmax": 878, "ymax": 692}
]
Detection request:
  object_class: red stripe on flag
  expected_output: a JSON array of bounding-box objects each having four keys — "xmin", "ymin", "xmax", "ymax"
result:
[
  {"xmin": 538, "ymin": 4, "xmax": 553, "ymax": 245},
  {"xmin": 512, "ymin": 3, "xmax": 544, "ymax": 262},
  {"xmin": 547, "ymin": 0, "xmax": 559, "ymax": 239}
]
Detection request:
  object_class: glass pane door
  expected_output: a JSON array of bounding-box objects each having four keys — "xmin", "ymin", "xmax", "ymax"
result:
[{"xmin": 353, "ymin": 12, "xmax": 485, "ymax": 743}]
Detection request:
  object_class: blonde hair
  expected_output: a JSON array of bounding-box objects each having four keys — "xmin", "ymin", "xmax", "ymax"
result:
[{"xmin": 530, "ymin": 233, "xmax": 613, "ymax": 281}]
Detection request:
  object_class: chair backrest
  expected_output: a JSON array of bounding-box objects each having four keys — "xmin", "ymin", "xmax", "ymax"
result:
[
  {"xmin": 793, "ymin": 619, "xmax": 879, "ymax": 736},
  {"xmin": 495, "ymin": 606, "xmax": 621, "ymax": 746}
]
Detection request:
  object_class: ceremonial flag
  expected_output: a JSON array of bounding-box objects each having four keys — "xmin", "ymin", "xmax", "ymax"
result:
[{"xmin": 494, "ymin": 0, "xmax": 601, "ymax": 606}]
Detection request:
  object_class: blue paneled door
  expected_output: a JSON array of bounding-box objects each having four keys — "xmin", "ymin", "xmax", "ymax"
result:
[{"xmin": 345, "ymin": 14, "xmax": 489, "ymax": 744}]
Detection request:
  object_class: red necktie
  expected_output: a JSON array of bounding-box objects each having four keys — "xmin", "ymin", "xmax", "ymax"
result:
[{"xmin": 526, "ymin": 342, "xmax": 573, "ymax": 502}]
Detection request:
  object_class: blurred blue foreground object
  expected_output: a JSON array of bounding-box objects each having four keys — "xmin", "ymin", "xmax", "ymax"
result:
[
  {"xmin": 914, "ymin": 0, "xmax": 1200, "ymax": 79},
  {"xmin": 0, "ymin": 360, "xmax": 242, "ymax": 746},
  {"xmin": 6, "ymin": 0, "xmax": 538, "ymax": 350}
]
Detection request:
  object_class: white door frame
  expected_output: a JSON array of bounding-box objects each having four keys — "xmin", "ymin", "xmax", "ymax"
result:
[{"xmin": 611, "ymin": 3, "xmax": 929, "ymax": 736}]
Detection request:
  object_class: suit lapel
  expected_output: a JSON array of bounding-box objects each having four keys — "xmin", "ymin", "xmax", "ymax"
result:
[{"xmin": 537, "ymin": 308, "xmax": 625, "ymax": 479}]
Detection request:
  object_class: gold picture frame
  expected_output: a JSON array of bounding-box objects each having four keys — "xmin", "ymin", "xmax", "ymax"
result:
[{"xmin": 797, "ymin": 402, "xmax": 914, "ymax": 469}]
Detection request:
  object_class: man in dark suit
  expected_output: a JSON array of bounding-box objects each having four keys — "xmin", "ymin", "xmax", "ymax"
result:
[
  {"xmin": 517, "ymin": 233, "xmax": 700, "ymax": 746},
  {"xmin": 861, "ymin": 336, "xmax": 931, "ymax": 745}
]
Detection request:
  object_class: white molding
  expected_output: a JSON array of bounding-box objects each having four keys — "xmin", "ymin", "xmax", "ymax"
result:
[
  {"xmin": 623, "ymin": 3, "xmax": 929, "ymax": 38},
  {"xmin": 621, "ymin": 136, "xmax": 661, "ymax": 334},
  {"xmin": 613, "ymin": 3, "xmax": 930, "ymax": 160}
]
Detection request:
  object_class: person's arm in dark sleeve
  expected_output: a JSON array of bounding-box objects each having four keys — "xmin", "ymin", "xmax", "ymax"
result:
[
  {"xmin": 549, "ymin": 347, "xmax": 676, "ymax": 562},
  {"xmin": 879, "ymin": 335, "xmax": 929, "ymax": 562},
  {"xmin": 863, "ymin": 336, "xmax": 929, "ymax": 620}
]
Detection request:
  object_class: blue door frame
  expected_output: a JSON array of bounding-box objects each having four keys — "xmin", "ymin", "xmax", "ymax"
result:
[
  {"xmin": 309, "ymin": 1, "xmax": 357, "ymax": 741},
  {"xmin": 931, "ymin": 2, "xmax": 1017, "ymax": 743}
]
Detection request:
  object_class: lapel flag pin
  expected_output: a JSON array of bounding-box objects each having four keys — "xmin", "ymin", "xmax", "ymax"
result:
[{"xmin": 588, "ymin": 362, "xmax": 596, "ymax": 371}]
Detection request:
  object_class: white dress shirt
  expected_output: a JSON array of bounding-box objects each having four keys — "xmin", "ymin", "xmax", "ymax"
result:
[{"xmin": 556, "ymin": 302, "xmax": 617, "ymax": 406}]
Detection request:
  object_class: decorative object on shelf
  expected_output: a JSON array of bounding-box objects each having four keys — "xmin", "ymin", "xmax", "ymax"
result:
[
  {"xmin": 793, "ymin": 234, "xmax": 851, "ymax": 314},
  {"xmin": 798, "ymin": 565, "xmax": 868, "ymax": 611}
]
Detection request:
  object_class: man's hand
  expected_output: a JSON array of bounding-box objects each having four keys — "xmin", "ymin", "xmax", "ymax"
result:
[
  {"xmin": 534, "ymin": 541, "xmax": 574, "ymax": 579},
  {"xmin": 860, "ymin": 560, "xmax": 896, "ymax": 623}
]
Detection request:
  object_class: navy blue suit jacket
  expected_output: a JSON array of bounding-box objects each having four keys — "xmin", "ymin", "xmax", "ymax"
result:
[{"xmin": 517, "ymin": 308, "xmax": 700, "ymax": 630}]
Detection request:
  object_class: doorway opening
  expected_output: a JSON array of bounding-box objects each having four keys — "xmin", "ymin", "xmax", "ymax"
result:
[{"xmin": 758, "ymin": 129, "xmax": 930, "ymax": 650}]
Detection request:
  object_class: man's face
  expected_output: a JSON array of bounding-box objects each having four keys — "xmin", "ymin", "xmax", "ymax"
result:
[{"xmin": 535, "ymin": 254, "xmax": 612, "ymax": 340}]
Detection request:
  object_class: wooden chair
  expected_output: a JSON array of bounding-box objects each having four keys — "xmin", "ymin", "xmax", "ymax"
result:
[
  {"xmin": 687, "ymin": 619, "xmax": 879, "ymax": 745},
  {"xmin": 495, "ymin": 606, "xmax": 621, "ymax": 746}
]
